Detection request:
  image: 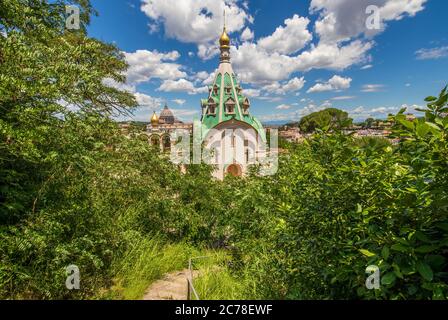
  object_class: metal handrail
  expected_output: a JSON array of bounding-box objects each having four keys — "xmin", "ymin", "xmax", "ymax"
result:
[
  {"xmin": 186, "ymin": 255, "xmax": 212, "ymax": 300},
  {"xmin": 187, "ymin": 277, "xmax": 200, "ymax": 300}
]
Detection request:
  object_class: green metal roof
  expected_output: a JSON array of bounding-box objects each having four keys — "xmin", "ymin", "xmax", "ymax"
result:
[{"xmin": 201, "ymin": 70, "xmax": 266, "ymax": 142}]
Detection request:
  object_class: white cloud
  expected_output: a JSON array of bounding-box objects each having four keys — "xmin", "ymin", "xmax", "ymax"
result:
[
  {"xmin": 235, "ymin": 39, "xmax": 372, "ymax": 84},
  {"xmin": 240, "ymin": 27, "xmax": 254, "ymax": 42},
  {"xmin": 258, "ymin": 113, "xmax": 296, "ymax": 123},
  {"xmin": 102, "ymin": 78, "xmax": 136, "ymax": 93},
  {"xmin": 258, "ymin": 14, "xmax": 312, "ymax": 55},
  {"xmin": 351, "ymin": 106, "xmax": 365, "ymax": 114},
  {"xmin": 416, "ymin": 46, "xmax": 448, "ymax": 60},
  {"xmin": 128, "ymin": 0, "xmax": 428, "ymax": 117},
  {"xmin": 259, "ymin": 100, "xmax": 332, "ymax": 122},
  {"xmin": 310, "ymin": 0, "xmax": 427, "ymax": 43},
  {"xmin": 401, "ymin": 103, "xmax": 424, "ymax": 114},
  {"xmin": 257, "ymin": 96, "xmax": 283, "ymax": 102},
  {"xmin": 202, "ymin": 71, "xmax": 216, "ymax": 86},
  {"xmin": 371, "ymin": 107, "xmax": 390, "ymax": 113},
  {"xmin": 196, "ymin": 71, "xmax": 209, "ymax": 80},
  {"xmin": 282, "ymin": 77, "xmax": 307, "ymax": 93},
  {"xmin": 158, "ymin": 79, "xmax": 195, "ymax": 92},
  {"xmin": 231, "ymin": 43, "xmax": 296, "ymax": 83},
  {"xmin": 170, "ymin": 108, "xmax": 199, "ymax": 119},
  {"xmin": 262, "ymin": 77, "xmax": 306, "ymax": 95},
  {"xmin": 361, "ymin": 64, "xmax": 373, "ymax": 70},
  {"xmin": 331, "ymin": 95, "xmax": 356, "ymax": 100},
  {"xmin": 186, "ymin": 70, "xmax": 214, "ymax": 86},
  {"xmin": 198, "ymin": 43, "xmax": 220, "ymax": 60},
  {"xmin": 124, "ymin": 50, "xmax": 186, "ymax": 84},
  {"xmin": 148, "ymin": 22, "xmax": 160, "ymax": 34},
  {"xmin": 228, "ymin": 7, "xmax": 373, "ymax": 84},
  {"xmin": 243, "ymin": 88, "xmax": 261, "ymax": 98},
  {"xmin": 294, "ymin": 40, "xmax": 373, "ymax": 72},
  {"xmin": 141, "ymin": 0, "xmax": 252, "ymax": 60},
  {"xmin": 141, "ymin": 0, "xmax": 251, "ymax": 44},
  {"xmin": 135, "ymin": 92, "xmax": 164, "ymax": 110},
  {"xmin": 307, "ymin": 75, "xmax": 352, "ymax": 93},
  {"xmin": 361, "ymin": 84, "xmax": 385, "ymax": 92},
  {"xmin": 195, "ymin": 86, "xmax": 209, "ymax": 94},
  {"xmin": 348, "ymin": 105, "xmax": 402, "ymax": 119},
  {"xmin": 103, "ymin": 78, "xmax": 166, "ymax": 112},
  {"xmin": 276, "ymin": 104, "xmax": 292, "ymax": 110},
  {"xmin": 158, "ymin": 79, "xmax": 207, "ymax": 95},
  {"xmin": 172, "ymin": 99, "xmax": 186, "ymax": 105},
  {"xmin": 236, "ymin": 39, "xmax": 364, "ymax": 84},
  {"xmin": 298, "ymin": 102, "xmax": 328, "ymax": 116}
]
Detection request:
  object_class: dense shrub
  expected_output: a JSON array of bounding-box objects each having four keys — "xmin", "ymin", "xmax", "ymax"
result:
[
  {"xmin": 224, "ymin": 91, "xmax": 448, "ymax": 300},
  {"xmin": 1, "ymin": 0, "xmax": 446, "ymax": 300}
]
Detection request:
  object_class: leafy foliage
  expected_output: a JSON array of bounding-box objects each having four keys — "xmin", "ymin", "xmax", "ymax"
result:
[
  {"xmin": 221, "ymin": 88, "xmax": 448, "ymax": 299},
  {"xmin": 0, "ymin": 0, "xmax": 447, "ymax": 301},
  {"xmin": 299, "ymin": 108, "xmax": 353, "ymax": 133}
]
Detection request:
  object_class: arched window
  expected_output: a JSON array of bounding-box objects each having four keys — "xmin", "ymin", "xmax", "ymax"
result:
[
  {"xmin": 163, "ymin": 135, "xmax": 171, "ymax": 151},
  {"xmin": 242, "ymin": 98, "xmax": 250, "ymax": 115},
  {"xmin": 150, "ymin": 136, "xmax": 160, "ymax": 146},
  {"xmin": 208, "ymin": 98, "xmax": 216, "ymax": 115},
  {"xmin": 236, "ymin": 86, "xmax": 242, "ymax": 95},
  {"xmin": 225, "ymin": 97, "xmax": 235, "ymax": 114}
]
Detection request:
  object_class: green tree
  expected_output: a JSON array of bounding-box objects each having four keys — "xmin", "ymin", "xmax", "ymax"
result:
[
  {"xmin": 299, "ymin": 108, "xmax": 353, "ymax": 133},
  {"xmin": 0, "ymin": 0, "xmax": 136, "ymax": 223},
  {"xmin": 364, "ymin": 117, "xmax": 375, "ymax": 128}
]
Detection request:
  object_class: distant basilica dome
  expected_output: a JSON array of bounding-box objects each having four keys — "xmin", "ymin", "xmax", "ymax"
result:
[{"xmin": 159, "ymin": 104, "xmax": 175, "ymax": 124}]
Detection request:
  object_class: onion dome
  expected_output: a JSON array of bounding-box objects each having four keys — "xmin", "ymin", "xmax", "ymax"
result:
[
  {"xmin": 150, "ymin": 111, "xmax": 159, "ymax": 126},
  {"xmin": 219, "ymin": 28, "xmax": 230, "ymax": 48}
]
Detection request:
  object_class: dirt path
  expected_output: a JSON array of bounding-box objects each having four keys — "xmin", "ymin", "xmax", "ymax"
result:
[{"xmin": 142, "ymin": 269, "xmax": 198, "ymax": 300}]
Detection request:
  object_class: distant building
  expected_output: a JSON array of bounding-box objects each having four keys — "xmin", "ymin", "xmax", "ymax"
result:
[
  {"xmin": 158, "ymin": 104, "xmax": 177, "ymax": 124},
  {"xmin": 352, "ymin": 129, "xmax": 392, "ymax": 138},
  {"xmin": 279, "ymin": 127, "xmax": 303, "ymax": 143},
  {"xmin": 145, "ymin": 104, "xmax": 192, "ymax": 151}
]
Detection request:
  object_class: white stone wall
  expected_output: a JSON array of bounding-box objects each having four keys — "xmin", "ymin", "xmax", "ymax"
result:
[{"xmin": 203, "ymin": 120, "xmax": 264, "ymax": 180}]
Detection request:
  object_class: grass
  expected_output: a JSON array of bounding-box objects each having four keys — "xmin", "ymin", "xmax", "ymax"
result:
[
  {"xmin": 192, "ymin": 252, "xmax": 259, "ymax": 300},
  {"xmin": 96, "ymin": 232, "xmax": 258, "ymax": 300},
  {"xmin": 104, "ymin": 235, "xmax": 200, "ymax": 300}
]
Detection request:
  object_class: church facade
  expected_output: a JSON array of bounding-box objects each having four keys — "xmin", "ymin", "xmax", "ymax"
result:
[{"xmin": 199, "ymin": 25, "xmax": 266, "ymax": 179}]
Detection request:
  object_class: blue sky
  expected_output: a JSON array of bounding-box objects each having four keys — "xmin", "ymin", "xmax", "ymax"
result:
[{"xmin": 88, "ymin": 0, "xmax": 448, "ymax": 123}]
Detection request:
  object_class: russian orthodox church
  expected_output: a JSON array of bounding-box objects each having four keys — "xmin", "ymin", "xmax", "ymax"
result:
[
  {"xmin": 199, "ymin": 23, "xmax": 266, "ymax": 179},
  {"xmin": 129, "ymin": 20, "xmax": 270, "ymax": 179}
]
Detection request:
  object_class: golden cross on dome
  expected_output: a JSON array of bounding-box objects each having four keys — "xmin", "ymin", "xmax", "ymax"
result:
[
  {"xmin": 223, "ymin": 8, "xmax": 226, "ymax": 31},
  {"xmin": 219, "ymin": 8, "xmax": 230, "ymax": 48}
]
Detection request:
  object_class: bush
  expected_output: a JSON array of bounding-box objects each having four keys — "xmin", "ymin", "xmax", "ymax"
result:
[{"xmin": 225, "ymin": 89, "xmax": 448, "ymax": 299}]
